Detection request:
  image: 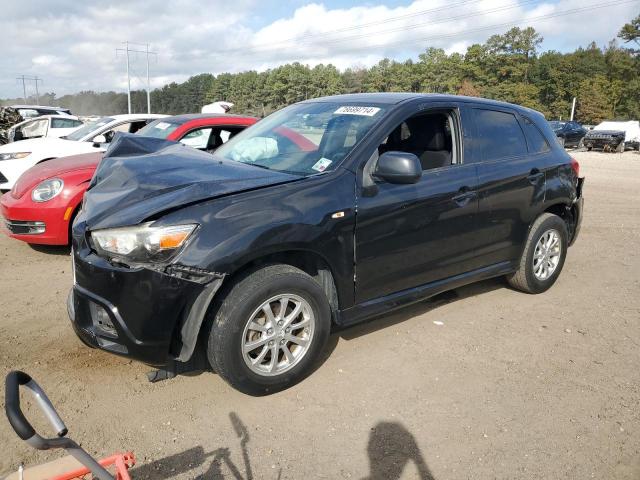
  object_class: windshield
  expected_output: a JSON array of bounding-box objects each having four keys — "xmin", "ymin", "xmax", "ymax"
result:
[
  {"xmin": 214, "ymin": 102, "xmax": 386, "ymax": 175},
  {"xmin": 137, "ymin": 119, "xmax": 181, "ymax": 139},
  {"xmin": 66, "ymin": 117, "xmax": 114, "ymax": 141},
  {"xmin": 549, "ymin": 121, "xmax": 565, "ymax": 130}
]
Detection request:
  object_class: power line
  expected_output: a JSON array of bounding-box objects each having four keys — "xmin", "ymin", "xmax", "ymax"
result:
[
  {"xmin": 207, "ymin": 0, "xmax": 638, "ymax": 61},
  {"xmin": 250, "ymin": 0, "xmax": 542, "ymax": 52},
  {"xmin": 260, "ymin": 0, "xmax": 487, "ymax": 46}
]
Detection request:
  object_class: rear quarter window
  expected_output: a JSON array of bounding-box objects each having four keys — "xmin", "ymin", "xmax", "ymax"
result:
[
  {"xmin": 522, "ymin": 117, "xmax": 550, "ymax": 154},
  {"xmin": 472, "ymin": 109, "xmax": 528, "ymax": 161}
]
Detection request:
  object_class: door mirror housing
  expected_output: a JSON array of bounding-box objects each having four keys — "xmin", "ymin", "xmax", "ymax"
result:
[
  {"xmin": 92, "ymin": 134, "xmax": 107, "ymax": 146},
  {"xmin": 374, "ymin": 151, "xmax": 422, "ymax": 184}
]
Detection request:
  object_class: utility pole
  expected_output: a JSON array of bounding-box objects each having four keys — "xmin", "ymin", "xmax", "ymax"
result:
[
  {"xmin": 16, "ymin": 75, "xmax": 42, "ymax": 104},
  {"xmin": 117, "ymin": 42, "xmax": 157, "ymax": 114},
  {"xmin": 19, "ymin": 76, "xmax": 26, "ymax": 103},
  {"xmin": 570, "ymin": 97, "xmax": 577, "ymax": 121},
  {"xmin": 125, "ymin": 41, "xmax": 131, "ymax": 114},
  {"xmin": 145, "ymin": 43, "xmax": 151, "ymax": 114}
]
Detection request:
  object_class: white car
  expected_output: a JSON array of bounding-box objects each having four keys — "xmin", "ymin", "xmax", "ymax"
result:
[
  {"xmin": 8, "ymin": 115, "xmax": 84, "ymax": 143},
  {"xmin": 0, "ymin": 113, "xmax": 166, "ymax": 191}
]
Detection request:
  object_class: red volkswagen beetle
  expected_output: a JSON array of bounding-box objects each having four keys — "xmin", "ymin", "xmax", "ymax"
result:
[{"xmin": 1, "ymin": 114, "xmax": 257, "ymax": 245}]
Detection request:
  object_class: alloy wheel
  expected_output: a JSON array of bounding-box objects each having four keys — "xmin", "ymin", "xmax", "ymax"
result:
[
  {"xmin": 533, "ymin": 229, "xmax": 562, "ymax": 281},
  {"xmin": 241, "ymin": 294, "xmax": 315, "ymax": 376}
]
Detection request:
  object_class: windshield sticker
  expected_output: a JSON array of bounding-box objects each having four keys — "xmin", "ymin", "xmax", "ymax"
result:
[
  {"xmin": 312, "ymin": 157, "xmax": 332, "ymax": 172},
  {"xmin": 155, "ymin": 122, "xmax": 171, "ymax": 130},
  {"xmin": 334, "ymin": 106, "xmax": 380, "ymax": 116}
]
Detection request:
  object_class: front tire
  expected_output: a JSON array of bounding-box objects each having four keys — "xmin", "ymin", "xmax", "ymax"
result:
[
  {"xmin": 507, "ymin": 213, "xmax": 568, "ymax": 294},
  {"xmin": 205, "ymin": 264, "xmax": 331, "ymax": 395}
]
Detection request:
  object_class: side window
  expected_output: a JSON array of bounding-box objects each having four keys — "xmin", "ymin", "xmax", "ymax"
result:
[
  {"xmin": 129, "ymin": 121, "xmax": 148, "ymax": 134},
  {"xmin": 180, "ymin": 127, "xmax": 213, "ymax": 150},
  {"xmin": 522, "ymin": 117, "xmax": 550, "ymax": 154},
  {"xmin": 378, "ymin": 110, "xmax": 456, "ymax": 171},
  {"xmin": 472, "ymin": 109, "xmax": 527, "ymax": 160},
  {"xmin": 51, "ymin": 118, "xmax": 83, "ymax": 129},
  {"xmin": 219, "ymin": 127, "xmax": 244, "ymax": 143},
  {"xmin": 101, "ymin": 122, "xmax": 132, "ymax": 143},
  {"xmin": 17, "ymin": 109, "xmax": 38, "ymax": 119},
  {"xmin": 21, "ymin": 119, "xmax": 48, "ymax": 138}
]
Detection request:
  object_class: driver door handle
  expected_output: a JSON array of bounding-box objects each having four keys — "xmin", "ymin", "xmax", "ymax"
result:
[{"xmin": 452, "ymin": 187, "xmax": 477, "ymax": 207}]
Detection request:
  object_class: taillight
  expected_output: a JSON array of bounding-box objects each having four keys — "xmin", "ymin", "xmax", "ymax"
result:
[{"xmin": 570, "ymin": 157, "xmax": 580, "ymax": 177}]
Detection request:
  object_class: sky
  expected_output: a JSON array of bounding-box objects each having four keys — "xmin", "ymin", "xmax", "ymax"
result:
[{"xmin": 1, "ymin": 0, "xmax": 638, "ymax": 99}]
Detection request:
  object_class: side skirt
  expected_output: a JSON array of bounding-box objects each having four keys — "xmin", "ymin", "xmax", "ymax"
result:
[{"xmin": 337, "ymin": 261, "xmax": 516, "ymax": 327}]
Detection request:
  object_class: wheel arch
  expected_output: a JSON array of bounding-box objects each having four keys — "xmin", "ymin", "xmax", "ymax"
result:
[
  {"xmin": 541, "ymin": 201, "xmax": 579, "ymax": 243},
  {"xmin": 219, "ymin": 249, "xmax": 340, "ymax": 319},
  {"xmin": 174, "ymin": 248, "xmax": 341, "ymax": 365}
]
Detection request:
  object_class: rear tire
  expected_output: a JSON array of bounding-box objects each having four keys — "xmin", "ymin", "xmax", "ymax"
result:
[
  {"xmin": 205, "ymin": 264, "xmax": 331, "ymax": 396},
  {"xmin": 507, "ymin": 213, "xmax": 568, "ymax": 294}
]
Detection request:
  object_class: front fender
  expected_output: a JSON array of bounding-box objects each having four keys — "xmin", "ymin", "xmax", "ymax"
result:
[{"xmin": 158, "ymin": 168, "xmax": 358, "ymax": 309}]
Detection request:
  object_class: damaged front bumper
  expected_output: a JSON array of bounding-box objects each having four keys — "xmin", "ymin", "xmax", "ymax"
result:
[{"xmin": 68, "ymin": 241, "xmax": 224, "ymax": 367}]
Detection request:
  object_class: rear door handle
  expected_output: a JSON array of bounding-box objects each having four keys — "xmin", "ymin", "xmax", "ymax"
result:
[
  {"xmin": 527, "ymin": 168, "xmax": 544, "ymax": 184},
  {"xmin": 452, "ymin": 188, "xmax": 477, "ymax": 207}
]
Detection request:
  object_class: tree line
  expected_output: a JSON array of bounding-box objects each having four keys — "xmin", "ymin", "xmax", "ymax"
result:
[{"xmin": 3, "ymin": 19, "xmax": 639, "ymax": 125}]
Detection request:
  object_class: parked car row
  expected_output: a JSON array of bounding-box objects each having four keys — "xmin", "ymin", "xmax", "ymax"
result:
[
  {"xmin": 549, "ymin": 119, "xmax": 640, "ymax": 152},
  {"xmin": 1, "ymin": 113, "xmax": 257, "ymax": 245}
]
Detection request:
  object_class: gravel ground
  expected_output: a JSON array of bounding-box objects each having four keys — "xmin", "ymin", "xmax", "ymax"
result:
[{"xmin": 1, "ymin": 150, "xmax": 639, "ymax": 479}]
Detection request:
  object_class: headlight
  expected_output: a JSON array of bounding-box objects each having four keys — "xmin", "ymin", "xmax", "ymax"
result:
[
  {"xmin": 91, "ymin": 222, "xmax": 197, "ymax": 264},
  {"xmin": 32, "ymin": 178, "xmax": 64, "ymax": 202},
  {"xmin": 0, "ymin": 152, "xmax": 30, "ymax": 161}
]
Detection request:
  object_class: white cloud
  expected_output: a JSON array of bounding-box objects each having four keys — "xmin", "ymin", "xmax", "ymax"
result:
[{"xmin": 1, "ymin": 0, "xmax": 637, "ymax": 99}]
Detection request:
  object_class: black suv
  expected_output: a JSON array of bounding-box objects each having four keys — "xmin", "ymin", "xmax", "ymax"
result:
[
  {"xmin": 69, "ymin": 94, "xmax": 584, "ymax": 395},
  {"xmin": 549, "ymin": 120, "xmax": 587, "ymax": 148}
]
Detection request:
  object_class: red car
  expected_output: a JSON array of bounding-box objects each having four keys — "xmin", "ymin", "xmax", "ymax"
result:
[{"xmin": 0, "ymin": 114, "xmax": 257, "ymax": 245}]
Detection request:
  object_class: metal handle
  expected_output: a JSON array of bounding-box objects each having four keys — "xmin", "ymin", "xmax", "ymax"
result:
[
  {"xmin": 5, "ymin": 370, "xmax": 67, "ymax": 441},
  {"xmin": 5, "ymin": 371, "xmax": 115, "ymax": 480},
  {"xmin": 452, "ymin": 188, "xmax": 477, "ymax": 207}
]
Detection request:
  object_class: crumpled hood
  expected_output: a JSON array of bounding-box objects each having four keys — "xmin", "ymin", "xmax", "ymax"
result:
[{"xmin": 83, "ymin": 134, "xmax": 301, "ymax": 230}]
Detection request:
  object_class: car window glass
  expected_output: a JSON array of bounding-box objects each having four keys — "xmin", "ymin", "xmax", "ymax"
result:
[
  {"xmin": 522, "ymin": 117, "xmax": 550, "ymax": 154},
  {"xmin": 472, "ymin": 109, "xmax": 527, "ymax": 160},
  {"xmin": 180, "ymin": 128, "xmax": 213, "ymax": 149},
  {"xmin": 51, "ymin": 118, "xmax": 82, "ymax": 129},
  {"xmin": 21, "ymin": 119, "xmax": 48, "ymax": 138},
  {"xmin": 378, "ymin": 111, "xmax": 455, "ymax": 171},
  {"xmin": 66, "ymin": 116, "xmax": 114, "ymax": 141},
  {"xmin": 215, "ymin": 102, "xmax": 386, "ymax": 176},
  {"xmin": 129, "ymin": 121, "xmax": 149, "ymax": 134},
  {"xmin": 137, "ymin": 119, "xmax": 181, "ymax": 139},
  {"xmin": 102, "ymin": 122, "xmax": 134, "ymax": 143},
  {"xmin": 17, "ymin": 109, "xmax": 39, "ymax": 118}
]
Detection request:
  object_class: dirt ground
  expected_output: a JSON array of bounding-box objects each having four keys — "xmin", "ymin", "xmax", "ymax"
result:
[{"xmin": 1, "ymin": 150, "xmax": 639, "ymax": 479}]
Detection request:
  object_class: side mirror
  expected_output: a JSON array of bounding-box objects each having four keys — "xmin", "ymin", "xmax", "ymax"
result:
[
  {"xmin": 374, "ymin": 151, "xmax": 422, "ymax": 184},
  {"xmin": 92, "ymin": 134, "xmax": 106, "ymax": 147}
]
